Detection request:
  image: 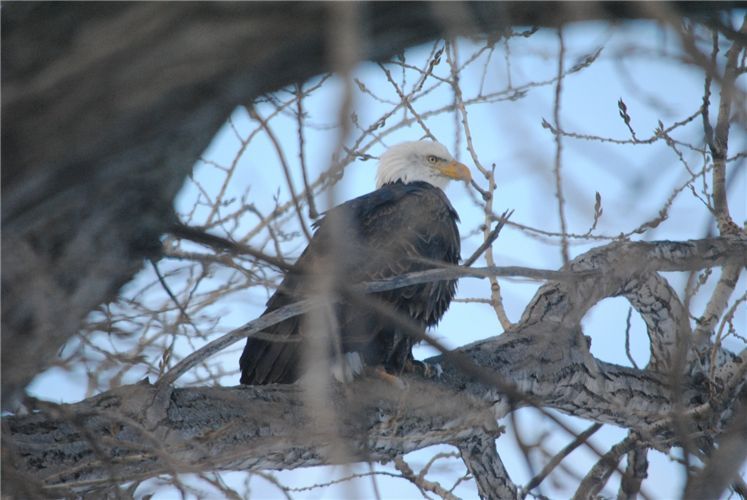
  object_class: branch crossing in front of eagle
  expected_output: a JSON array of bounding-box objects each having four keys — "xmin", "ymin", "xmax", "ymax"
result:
[{"xmin": 239, "ymin": 140, "xmax": 471, "ymax": 386}]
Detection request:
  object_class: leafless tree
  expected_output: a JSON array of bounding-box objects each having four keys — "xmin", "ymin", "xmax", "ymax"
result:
[{"xmin": 2, "ymin": 3, "xmax": 746, "ymax": 499}]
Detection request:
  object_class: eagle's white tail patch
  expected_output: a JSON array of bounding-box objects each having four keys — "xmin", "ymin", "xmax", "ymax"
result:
[{"xmin": 331, "ymin": 352, "xmax": 364, "ymax": 383}]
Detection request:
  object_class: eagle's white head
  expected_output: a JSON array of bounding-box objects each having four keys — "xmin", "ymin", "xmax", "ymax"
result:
[{"xmin": 375, "ymin": 140, "xmax": 472, "ymax": 190}]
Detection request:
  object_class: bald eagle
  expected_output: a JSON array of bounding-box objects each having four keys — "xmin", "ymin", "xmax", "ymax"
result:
[{"xmin": 240, "ymin": 141, "xmax": 471, "ymax": 385}]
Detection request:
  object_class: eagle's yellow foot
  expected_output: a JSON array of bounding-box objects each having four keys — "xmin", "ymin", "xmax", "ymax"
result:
[
  {"xmin": 404, "ymin": 359, "xmax": 443, "ymax": 379},
  {"xmin": 369, "ymin": 366, "xmax": 407, "ymax": 390}
]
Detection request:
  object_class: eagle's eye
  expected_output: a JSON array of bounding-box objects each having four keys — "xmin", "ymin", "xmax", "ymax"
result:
[{"xmin": 426, "ymin": 155, "xmax": 439, "ymax": 164}]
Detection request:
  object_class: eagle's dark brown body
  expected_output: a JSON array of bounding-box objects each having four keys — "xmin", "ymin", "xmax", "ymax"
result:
[{"xmin": 239, "ymin": 180, "xmax": 460, "ymax": 385}]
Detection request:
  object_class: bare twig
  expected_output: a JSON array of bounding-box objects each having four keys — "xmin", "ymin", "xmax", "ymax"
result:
[
  {"xmin": 708, "ymin": 16, "xmax": 747, "ymax": 235},
  {"xmin": 394, "ymin": 456, "xmax": 458, "ymax": 500},
  {"xmin": 248, "ymin": 106, "xmax": 313, "ymax": 242},
  {"xmin": 552, "ymin": 27, "xmax": 571, "ymax": 266},
  {"xmin": 525, "ymin": 423, "xmax": 603, "ymax": 494},
  {"xmin": 378, "ymin": 62, "xmax": 437, "ymax": 141},
  {"xmin": 463, "ymin": 209, "xmax": 513, "ymax": 267},
  {"xmin": 572, "ymin": 435, "xmax": 638, "ymax": 500},
  {"xmin": 149, "ymin": 259, "xmax": 195, "ymax": 327},
  {"xmin": 295, "ymin": 82, "xmax": 318, "ymax": 220},
  {"xmin": 169, "ymin": 223, "xmax": 292, "ymax": 271},
  {"xmin": 624, "ymin": 308, "xmax": 640, "ymax": 370}
]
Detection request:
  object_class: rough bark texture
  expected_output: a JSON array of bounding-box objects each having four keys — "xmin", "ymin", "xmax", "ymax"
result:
[
  {"xmin": 0, "ymin": 0, "xmax": 734, "ymax": 409},
  {"xmin": 459, "ymin": 432, "xmax": 518, "ymax": 500},
  {"xmin": 4, "ymin": 238, "xmax": 745, "ymax": 496},
  {"xmin": 683, "ymin": 398, "xmax": 747, "ymax": 500}
]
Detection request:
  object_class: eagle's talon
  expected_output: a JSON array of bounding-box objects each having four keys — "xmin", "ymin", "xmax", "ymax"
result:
[
  {"xmin": 405, "ymin": 359, "xmax": 442, "ymax": 379},
  {"xmin": 370, "ymin": 366, "xmax": 408, "ymax": 390}
]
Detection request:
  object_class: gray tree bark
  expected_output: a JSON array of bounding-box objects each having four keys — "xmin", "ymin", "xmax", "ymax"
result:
[{"xmin": 4, "ymin": 238, "xmax": 745, "ymax": 497}]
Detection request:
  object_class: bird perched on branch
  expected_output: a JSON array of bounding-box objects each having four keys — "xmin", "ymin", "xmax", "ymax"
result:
[{"xmin": 240, "ymin": 140, "xmax": 471, "ymax": 385}]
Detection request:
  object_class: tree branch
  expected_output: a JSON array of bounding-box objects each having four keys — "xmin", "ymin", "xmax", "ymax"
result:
[
  {"xmin": 683, "ymin": 393, "xmax": 747, "ymax": 500},
  {"xmin": 159, "ymin": 237, "xmax": 746, "ymax": 387},
  {"xmin": 572, "ymin": 435, "xmax": 638, "ymax": 500},
  {"xmin": 618, "ymin": 442, "xmax": 649, "ymax": 500},
  {"xmin": 708, "ymin": 15, "xmax": 747, "ymax": 234},
  {"xmin": 458, "ymin": 431, "xmax": 518, "ymax": 500},
  {"xmin": 5, "ymin": 236, "xmax": 745, "ymax": 493},
  {"xmin": 525, "ymin": 423, "xmax": 603, "ymax": 495}
]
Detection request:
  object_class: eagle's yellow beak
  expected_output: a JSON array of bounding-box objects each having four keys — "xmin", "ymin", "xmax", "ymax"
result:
[{"xmin": 437, "ymin": 161, "xmax": 472, "ymax": 183}]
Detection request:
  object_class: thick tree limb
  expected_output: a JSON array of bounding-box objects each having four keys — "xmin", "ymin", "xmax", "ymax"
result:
[
  {"xmin": 0, "ymin": 333, "xmax": 699, "ymax": 495},
  {"xmin": 1, "ymin": 326, "xmax": 734, "ymax": 496},
  {"xmin": 520, "ymin": 237, "xmax": 747, "ymax": 328},
  {"xmin": 458, "ymin": 431, "xmax": 518, "ymax": 500},
  {"xmin": 4, "ymin": 236, "xmax": 745, "ymax": 495},
  {"xmin": 5, "ymin": 379, "xmax": 497, "ymax": 496}
]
